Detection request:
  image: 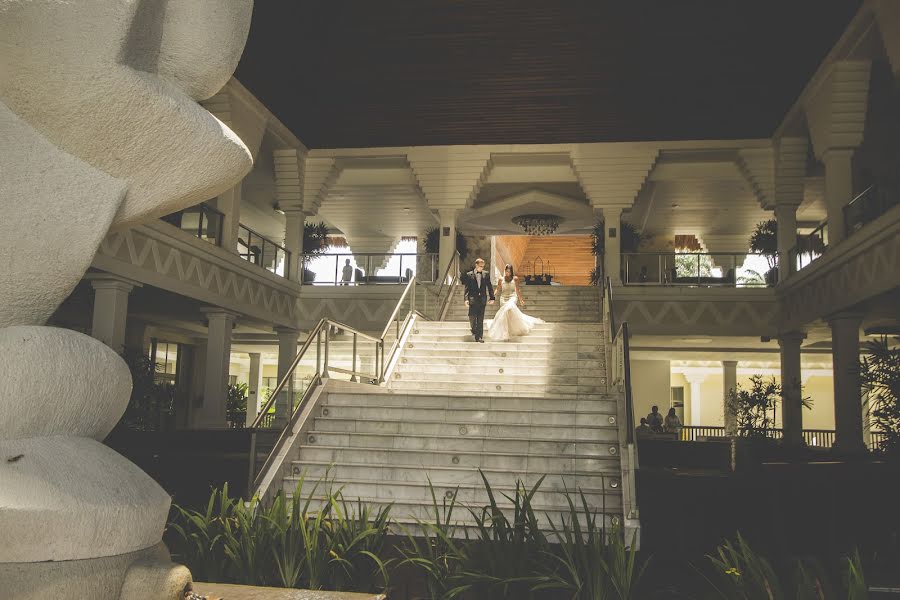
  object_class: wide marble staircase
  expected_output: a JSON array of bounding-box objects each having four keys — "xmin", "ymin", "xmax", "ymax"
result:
[{"xmin": 263, "ymin": 284, "xmax": 636, "ymax": 535}]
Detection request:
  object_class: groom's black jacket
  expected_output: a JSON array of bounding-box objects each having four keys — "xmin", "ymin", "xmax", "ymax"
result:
[{"xmin": 463, "ymin": 269, "xmax": 495, "ymax": 315}]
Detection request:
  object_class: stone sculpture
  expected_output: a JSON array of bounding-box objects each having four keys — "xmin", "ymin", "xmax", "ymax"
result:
[{"xmin": 0, "ymin": 1, "xmax": 254, "ymax": 597}]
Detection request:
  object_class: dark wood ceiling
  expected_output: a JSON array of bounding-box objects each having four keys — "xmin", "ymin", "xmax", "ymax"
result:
[{"xmin": 235, "ymin": 0, "xmax": 861, "ymax": 149}]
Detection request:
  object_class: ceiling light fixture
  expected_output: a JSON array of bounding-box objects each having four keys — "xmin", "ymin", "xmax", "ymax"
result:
[{"xmin": 512, "ymin": 214, "xmax": 560, "ymax": 236}]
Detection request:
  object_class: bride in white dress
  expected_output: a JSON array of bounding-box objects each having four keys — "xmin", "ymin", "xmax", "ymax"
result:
[{"xmin": 486, "ymin": 264, "xmax": 544, "ymax": 341}]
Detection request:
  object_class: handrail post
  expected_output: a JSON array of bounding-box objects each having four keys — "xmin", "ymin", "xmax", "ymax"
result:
[
  {"xmin": 322, "ymin": 324, "xmax": 330, "ymax": 379},
  {"xmin": 350, "ymin": 332, "xmax": 358, "ymax": 383},
  {"xmin": 316, "ymin": 328, "xmax": 322, "ymax": 375},
  {"xmin": 247, "ymin": 430, "xmax": 257, "ymax": 500}
]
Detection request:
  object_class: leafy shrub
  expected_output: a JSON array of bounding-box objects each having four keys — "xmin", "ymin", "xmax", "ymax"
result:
[
  {"xmin": 167, "ymin": 475, "xmax": 392, "ymax": 592},
  {"xmin": 861, "ymin": 336, "xmax": 900, "ymax": 458}
]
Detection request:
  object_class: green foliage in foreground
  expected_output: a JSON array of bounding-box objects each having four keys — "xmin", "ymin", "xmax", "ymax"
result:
[
  {"xmin": 168, "ymin": 479, "xmax": 392, "ymax": 592},
  {"xmin": 701, "ymin": 534, "xmax": 868, "ymax": 600},
  {"xmin": 169, "ymin": 472, "xmax": 872, "ymax": 599}
]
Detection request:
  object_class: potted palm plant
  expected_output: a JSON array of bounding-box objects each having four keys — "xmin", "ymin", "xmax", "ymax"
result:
[
  {"xmin": 749, "ymin": 219, "xmax": 779, "ymax": 285},
  {"xmin": 301, "ymin": 221, "xmax": 330, "ymax": 283},
  {"xmin": 589, "ymin": 219, "xmax": 644, "ymax": 284}
]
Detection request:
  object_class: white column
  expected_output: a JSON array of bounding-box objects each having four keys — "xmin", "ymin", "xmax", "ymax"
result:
[
  {"xmin": 217, "ymin": 183, "xmax": 242, "ymax": 253},
  {"xmin": 775, "ymin": 204, "xmax": 798, "ymax": 281},
  {"xmin": 778, "ymin": 331, "xmax": 806, "ymax": 446},
  {"xmin": 438, "ymin": 208, "xmax": 458, "ymax": 276},
  {"xmin": 824, "ymin": 149, "xmax": 854, "ymax": 246},
  {"xmin": 684, "ymin": 373, "xmax": 707, "ymax": 425},
  {"xmin": 601, "ymin": 207, "xmax": 623, "ymax": 284},
  {"xmin": 282, "ymin": 208, "xmax": 305, "ymax": 282},
  {"xmin": 722, "ymin": 360, "xmax": 738, "ymax": 435},
  {"xmin": 828, "ymin": 312, "xmax": 867, "ymax": 455},
  {"xmin": 246, "ymin": 352, "xmax": 263, "ymax": 427},
  {"xmin": 196, "ymin": 308, "xmax": 238, "ymax": 429},
  {"xmin": 87, "ymin": 274, "xmax": 140, "ymax": 351},
  {"xmin": 274, "ymin": 327, "xmax": 300, "ymax": 427}
]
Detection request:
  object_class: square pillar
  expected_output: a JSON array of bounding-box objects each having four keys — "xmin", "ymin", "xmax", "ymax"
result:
[
  {"xmin": 685, "ymin": 373, "xmax": 706, "ymax": 425},
  {"xmin": 824, "ymin": 149, "xmax": 854, "ymax": 246},
  {"xmin": 722, "ymin": 360, "xmax": 738, "ymax": 435},
  {"xmin": 778, "ymin": 331, "xmax": 806, "ymax": 447},
  {"xmin": 217, "ymin": 184, "xmax": 242, "ymax": 253},
  {"xmin": 87, "ymin": 274, "xmax": 140, "ymax": 352},
  {"xmin": 775, "ymin": 204, "xmax": 798, "ymax": 280},
  {"xmin": 195, "ymin": 308, "xmax": 238, "ymax": 429},
  {"xmin": 828, "ymin": 312, "xmax": 867, "ymax": 455},
  {"xmin": 600, "ymin": 207, "xmax": 623, "ymax": 284},
  {"xmin": 275, "ymin": 327, "xmax": 300, "ymax": 427},
  {"xmin": 438, "ymin": 208, "xmax": 458, "ymax": 277},
  {"xmin": 174, "ymin": 343, "xmax": 194, "ymax": 429},
  {"xmin": 246, "ymin": 352, "xmax": 263, "ymax": 427},
  {"xmin": 282, "ymin": 209, "xmax": 305, "ymax": 282}
]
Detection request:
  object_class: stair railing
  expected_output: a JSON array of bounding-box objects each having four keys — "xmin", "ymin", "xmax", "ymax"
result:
[
  {"xmin": 247, "ymin": 253, "xmax": 463, "ymax": 497},
  {"xmin": 603, "ymin": 276, "xmax": 640, "ymax": 536}
]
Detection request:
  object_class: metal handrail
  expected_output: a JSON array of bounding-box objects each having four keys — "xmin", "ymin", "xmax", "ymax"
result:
[
  {"xmin": 247, "ymin": 250, "xmax": 462, "ymax": 496},
  {"xmin": 437, "ymin": 254, "xmax": 462, "ymax": 321},
  {"xmin": 436, "ymin": 251, "xmax": 461, "ymax": 298},
  {"xmin": 380, "ymin": 275, "xmax": 418, "ymax": 341}
]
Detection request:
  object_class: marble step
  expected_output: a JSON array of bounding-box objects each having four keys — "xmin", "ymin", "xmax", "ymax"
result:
[
  {"xmin": 322, "ymin": 394, "xmax": 621, "ymax": 413},
  {"xmin": 289, "ymin": 461, "xmax": 619, "ymax": 492},
  {"xmin": 296, "ymin": 445, "xmax": 622, "ymax": 473},
  {"xmin": 393, "ymin": 363, "xmax": 605, "ymax": 378},
  {"xmin": 421, "ymin": 321, "xmax": 602, "ymax": 329},
  {"xmin": 281, "ymin": 477, "xmax": 622, "ymax": 511},
  {"xmin": 403, "ymin": 341, "xmax": 604, "ymax": 353},
  {"xmin": 312, "ymin": 417, "xmax": 619, "ymax": 442},
  {"xmin": 390, "ymin": 365, "xmax": 606, "ymax": 391},
  {"xmin": 397, "ymin": 354, "xmax": 603, "ymax": 368},
  {"xmin": 319, "ymin": 404, "xmax": 619, "ymax": 426},
  {"xmin": 281, "ymin": 494, "xmax": 624, "ymax": 530},
  {"xmin": 388, "ymin": 383, "xmax": 608, "ymax": 398},
  {"xmin": 400, "ymin": 348, "xmax": 606, "ymax": 361},
  {"xmin": 303, "ymin": 431, "xmax": 618, "ymax": 456}
]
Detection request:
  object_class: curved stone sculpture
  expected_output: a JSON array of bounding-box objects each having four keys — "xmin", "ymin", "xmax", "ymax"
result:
[{"xmin": 0, "ymin": 1, "xmax": 254, "ymax": 597}]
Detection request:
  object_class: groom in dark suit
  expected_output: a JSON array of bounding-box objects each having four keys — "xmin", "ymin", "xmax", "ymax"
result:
[{"xmin": 463, "ymin": 257, "xmax": 495, "ymax": 342}]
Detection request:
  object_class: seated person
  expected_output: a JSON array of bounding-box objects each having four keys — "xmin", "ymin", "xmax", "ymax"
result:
[
  {"xmin": 635, "ymin": 417, "xmax": 651, "ymax": 439},
  {"xmin": 646, "ymin": 405, "xmax": 664, "ymax": 433}
]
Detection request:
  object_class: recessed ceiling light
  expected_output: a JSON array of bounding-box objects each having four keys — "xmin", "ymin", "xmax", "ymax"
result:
[{"xmin": 671, "ymin": 203, "xmax": 679, "ymax": 208}]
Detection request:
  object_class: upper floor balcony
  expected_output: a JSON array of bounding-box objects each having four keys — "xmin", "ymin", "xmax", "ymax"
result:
[
  {"xmin": 621, "ymin": 252, "xmax": 775, "ymax": 288},
  {"xmin": 161, "ymin": 202, "xmax": 291, "ymax": 279},
  {"xmin": 787, "ymin": 184, "xmax": 898, "ymax": 277}
]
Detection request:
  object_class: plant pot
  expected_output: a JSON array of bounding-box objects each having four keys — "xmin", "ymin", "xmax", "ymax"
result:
[
  {"xmin": 764, "ymin": 268, "xmax": 778, "ymax": 285},
  {"xmin": 302, "ymin": 268, "xmax": 316, "ymax": 283}
]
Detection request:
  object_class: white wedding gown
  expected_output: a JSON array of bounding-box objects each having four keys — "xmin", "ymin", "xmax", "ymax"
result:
[{"xmin": 486, "ymin": 278, "xmax": 544, "ymax": 341}]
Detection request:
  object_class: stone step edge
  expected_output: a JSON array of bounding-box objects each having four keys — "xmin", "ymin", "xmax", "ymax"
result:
[
  {"xmin": 331, "ymin": 390, "xmax": 621, "ymax": 400},
  {"xmin": 287, "ymin": 460, "xmax": 620, "ymax": 480},
  {"xmin": 281, "ymin": 476, "xmax": 619, "ymax": 497},
  {"xmin": 314, "ymin": 416, "xmax": 617, "ymax": 430},
  {"xmin": 323, "ymin": 402, "xmax": 618, "ymax": 414},
  {"xmin": 281, "ymin": 495, "xmax": 624, "ymax": 521},
  {"xmin": 306, "ymin": 430, "xmax": 619, "ymax": 444},
  {"xmin": 296, "ymin": 445, "xmax": 622, "ymax": 461}
]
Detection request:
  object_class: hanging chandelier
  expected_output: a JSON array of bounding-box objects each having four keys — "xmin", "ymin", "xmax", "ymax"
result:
[{"xmin": 512, "ymin": 214, "xmax": 560, "ymax": 236}]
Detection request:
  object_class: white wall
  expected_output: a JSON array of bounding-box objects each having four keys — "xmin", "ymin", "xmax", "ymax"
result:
[{"xmin": 630, "ymin": 360, "xmax": 671, "ymax": 422}]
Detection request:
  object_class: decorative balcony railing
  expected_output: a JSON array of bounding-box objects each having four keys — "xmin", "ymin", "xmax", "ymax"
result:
[
  {"xmin": 237, "ymin": 224, "xmax": 291, "ymax": 278},
  {"xmin": 299, "ymin": 252, "xmax": 439, "ymax": 285},
  {"xmin": 661, "ymin": 426, "xmax": 882, "ymax": 450},
  {"xmin": 159, "ymin": 202, "xmax": 224, "ymax": 247},
  {"xmin": 621, "ymin": 252, "xmax": 775, "ymax": 287},
  {"xmin": 788, "ymin": 221, "xmax": 828, "ymax": 274},
  {"xmin": 844, "ymin": 184, "xmax": 899, "ymax": 238}
]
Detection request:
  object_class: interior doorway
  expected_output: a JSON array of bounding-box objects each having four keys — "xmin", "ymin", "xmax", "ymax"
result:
[{"xmin": 493, "ymin": 234, "xmax": 593, "ymax": 286}]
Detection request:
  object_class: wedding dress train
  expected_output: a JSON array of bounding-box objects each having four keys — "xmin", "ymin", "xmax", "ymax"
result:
[{"xmin": 486, "ymin": 284, "xmax": 543, "ymax": 341}]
